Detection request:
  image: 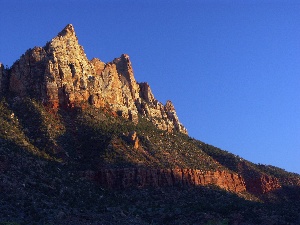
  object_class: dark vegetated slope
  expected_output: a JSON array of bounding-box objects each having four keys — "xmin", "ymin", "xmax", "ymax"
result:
[
  {"xmin": 0, "ymin": 96, "xmax": 223, "ymax": 172},
  {"xmin": 1, "ymin": 97, "xmax": 300, "ymax": 224}
]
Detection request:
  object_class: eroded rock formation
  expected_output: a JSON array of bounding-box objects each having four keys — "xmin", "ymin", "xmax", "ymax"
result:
[
  {"xmin": 82, "ymin": 168, "xmax": 246, "ymax": 193},
  {"xmin": 4, "ymin": 24, "xmax": 187, "ymax": 134},
  {"xmin": 84, "ymin": 166, "xmax": 284, "ymax": 195},
  {"xmin": 237, "ymin": 162, "xmax": 281, "ymax": 194},
  {"xmin": 243, "ymin": 174, "xmax": 281, "ymax": 194}
]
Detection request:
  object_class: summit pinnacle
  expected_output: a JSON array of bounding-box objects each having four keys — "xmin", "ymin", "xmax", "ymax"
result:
[{"xmin": 1, "ymin": 24, "xmax": 187, "ymax": 134}]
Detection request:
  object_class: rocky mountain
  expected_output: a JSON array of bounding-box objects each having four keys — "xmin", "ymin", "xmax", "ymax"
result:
[
  {"xmin": 0, "ymin": 24, "xmax": 300, "ymax": 224},
  {"xmin": 2, "ymin": 24, "xmax": 186, "ymax": 134}
]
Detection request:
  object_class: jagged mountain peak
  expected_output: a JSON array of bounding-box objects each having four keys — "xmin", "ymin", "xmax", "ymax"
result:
[
  {"xmin": 0, "ymin": 24, "xmax": 187, "ymax": 134},
  {"xmin": 57, "ymin": 23, "xmax": 76, "ymax": 38}
]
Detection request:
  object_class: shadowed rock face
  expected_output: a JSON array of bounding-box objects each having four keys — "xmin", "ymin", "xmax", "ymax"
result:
[
  {"xmin": 5, "ymin": 24, "xmax": 187, "ymax": 134},
  {"xmin": 237, "ymin": 162, "xmax": 281, "ymax": 194},
  {"xmin": 243, "ymin": 174, "xmax": 281, "ymax": 194}
]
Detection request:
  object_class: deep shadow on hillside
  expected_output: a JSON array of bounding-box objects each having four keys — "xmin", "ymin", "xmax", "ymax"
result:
[
  {"xmin": 1, "ymin": 138, "xmax": 299, "ymax": 225},
  {"xmin": 1, "ymin": 97, "xmax": 300, "ymax": 224}
]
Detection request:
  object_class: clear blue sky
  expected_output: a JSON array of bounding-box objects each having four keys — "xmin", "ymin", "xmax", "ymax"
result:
[{"xmin": 1, "ymin": 0, "xmax": 299, "ymax": 174}]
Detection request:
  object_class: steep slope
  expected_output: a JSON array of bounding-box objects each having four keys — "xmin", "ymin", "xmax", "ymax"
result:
[{"xmin": 1, "ymin": 24, "xmax": 300, "ymax": 224}]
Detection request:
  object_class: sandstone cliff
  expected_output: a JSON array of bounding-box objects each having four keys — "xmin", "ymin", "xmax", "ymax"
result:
[
  {"xmin": 237, "ymin": 161, "xmax": 281, "ymax": 194},
  {"xmin": 4, "ymin": 24, "xmax": 187, "ymax": 134},
  {"xmin": 82, "ymin": 167, "xmax": 285, "ymax": 195},
  {"xmin": 82, "ymin": 168, "xmax": 246, "ymax": 193},
  {"xmin": 243, "ymin": 174, "xmax": 281, "ymax": 194}
]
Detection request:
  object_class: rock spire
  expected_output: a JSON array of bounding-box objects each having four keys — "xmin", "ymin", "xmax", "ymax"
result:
[{"xmin": 2, "ymin": 24, "xmax": 187, "ymax": 134}]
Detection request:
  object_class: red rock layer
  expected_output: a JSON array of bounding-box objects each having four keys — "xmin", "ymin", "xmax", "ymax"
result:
[
  {"xmin": 237, "ymin": 162, "xmax": 282, "ymax": 194},
  {"xmin": 83, "ymin": 168, "xmax": 246, "ymax": 193},
  {"xmin": 243, "ymin": 174, "xmax": 281, "ymax": 194}
]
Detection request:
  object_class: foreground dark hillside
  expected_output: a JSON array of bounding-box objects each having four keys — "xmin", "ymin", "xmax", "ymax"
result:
[{"xmin": 1, "ymin": 97, "xmax": 300, "ymax": 224}]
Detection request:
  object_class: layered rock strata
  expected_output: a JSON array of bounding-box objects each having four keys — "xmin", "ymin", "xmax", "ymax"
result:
[
  {"xmin": 83, "ymin": 168, "xmax": 246, "ymax": 193},
  {"xmin": 84, "ymin": 167, "xmax": 282, "ymax": 194},
  {"xmin": 4, "ymin": 24, "xmax": 187, "ymax": 134}
]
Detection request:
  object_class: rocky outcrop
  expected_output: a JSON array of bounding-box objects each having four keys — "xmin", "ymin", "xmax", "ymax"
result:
[
  {"xmin": 137, "ymin": 83, "xmax": 187, "ymax": 133},
  {"xmin": 243, "ymin": 174, "xmax": 281, "ymax": 194},
  {"xmin": 237, "ymin": 162, "xmax": 281, "ymax": 194},
  {"xmin": 84, "ymin": 166, "xmax": 283, "ymax": 195},
  {"xmin": 7, "ymin": 24, "xmax": 187, "ymax": 134},
  {"xmin": 127, "ymin": 131, "xmax": 139, "ymax": 150},
  {"xmin": 82, "ymin": 168, "xmax": 246, "ymax": 193}
]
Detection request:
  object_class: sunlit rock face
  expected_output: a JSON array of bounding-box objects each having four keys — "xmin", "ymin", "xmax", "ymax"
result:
[
  {"xmin": 7, "ymin": 24, "xmax": 187, "ymax": 134},
  {"xmin": 82, "ymin": 168, "xmax": 246, "ymax": 193}
]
